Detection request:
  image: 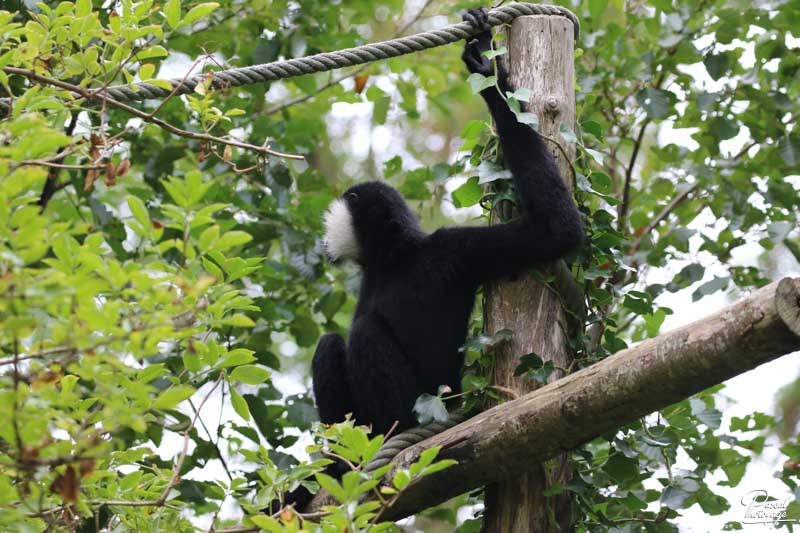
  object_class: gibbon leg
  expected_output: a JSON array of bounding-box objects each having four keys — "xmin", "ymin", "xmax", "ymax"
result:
[{"xmin": 312, "ymin": 333, "xmax": 354, "ymax": 425}]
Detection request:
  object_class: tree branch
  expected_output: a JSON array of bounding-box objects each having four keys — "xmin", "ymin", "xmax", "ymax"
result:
[
  {"xmin": 617, "ymin": 116, "xmax": 651, "ymax": 231},
  {"xmin": 306, "ymin": 277, "xmax": 800, "ymax": 520},
  {"xmin": 629, "ymin": 181, "xmax": 699, "ymax": 253},
  {"xmin": 4, "ymin": 67, "xmax": 303, "ymax": 160},
  {"xmin": 37, "ymin": 112, "xmax": 79, "ymax": 209}
]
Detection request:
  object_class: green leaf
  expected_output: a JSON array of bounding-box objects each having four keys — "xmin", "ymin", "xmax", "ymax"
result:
[
  {"xmin": 603, "ymin": 453, "xmax": 640, "ymax": 484},
  {"xmin": 222, "ymin": 314, "xmax": 256, "ymax": 327},
  {"xmin": 135, "ymin": 45, "xmax": 168, "ymax": 62},
  {"xmin": 230, "ymin": 387, "xmax": 250, "ymax": 421},
  {"xmin": 164, "ymin": 0, "xmax": 180, "ymax": 29},
  {"xmin": 219, "ymin": 349, "xmax": 257, "ymax": 368},
  {"xmin": 413, "ymin": 446, "xmax": 440, "ymax": 472},
  {"xmin": 703, "ymin": 52, "xmax": 731, "ymax": 80},
  {"xmin": 513, "ymin": 111, "xmax": 539, "ymax": 128},
  {"xmin": 248, "ymin": 515, "xmax": 283, "ymax": 532},
  {"xmin": 482, "ymin": 46, "xmax": 507, "ymax": 59},
  {"xmin": 467, "ymin": 73, "xmax": 497, "ymax": 94},
  {"xmin": 393, "ymin": 469, "xmax": 411, "ymax": 490},
  {"xmin": 661, "ymin": 485, "xmax": 691, "ymax": 510},
  {"xmin": 317, "ymin": 290, "xmax": 346, "ymax": 320},
  {"xmin": 623, "ymin": 293, "xmax": 653, "ymax": 315},
  {"xmin": 289, "ymin": 311, "xmax": 319, "ymax": 347},
  {"xmin": 230, "ymin": 365, "xmax": 271, "ymax": 385},
  {"xmin": 154, "ymin": 385, "xmax": 195, "ymax": 410},
  {"xmin": 581, "ymin": 120, "xmax": 604, "ymax": 141},
  {"xmin": 691, "ymin": 276, "xmax": 729, "ymax": 302},
  {"xmin": 383, "ymin": 155, "xmax": 403, "ymax": 176},
  {"xmin": 198, "ymin": 225, "xmax": 220, "ymax": 251},
  {"xmin": 719, "ymin": 448, "xmax": 749, "ymax": 486},
  {"xmin": 559, "ymin": 122, "xmax": 578, "ymax": 144},
  {"xmin": 506, "ymin": 88, "xmax": 534, "ymax": 102},
  {"xmin": 460, "ymin": 120, "xmax": 487, "ymax": 151},
  {"xmin": 462, "ymin": 374, "xmax": 489, "ymax": 392},
  {"xmin": 452, "ymin": 176, "xmax": 482, "ymax": 208},
  {"xmin": 462, "ymin": 329, "xmax": 513, "ymax": 353},
  {"xmin": 372, "ymin": 96, "xmax": 390, "ymax": 125},
  {"xmin": 690, "ymin": 398, "xmax": 722, "ymax": 429},
  {"xmin": 413, "ymin": 393, "xmax": 448, "ymax": 425},
  {"xmin": 182, "ymin": 2, "xmax": 220, "ymax": 27},
  {"xmin": 778, "ymin": 135, "xmax": 800, "ymax": 166},
  {"xmin": 182, "ymin": 351, "xmax": 201, "ymax": 372},
  {"xmin": 514, "ymin": 352, "xmax": 543, "ymax": 377},
  {"xmin": 697, "ymin": 91, "xmax": 718, "ymax": 112},
  {"xmin": 75, "ymin": 0, "xmax": 91, "ymax": 17},
  {"xmin": 316, "ymin": 473, "xmax": 346, "ymax": 503},
  {"xmin": 127, "ymin": 195, "xmax": 151, "ymax": 235},
  {"xmin": 214, "ymin": 231, "xmax": 252, "ymax": 251},
  {"xmin": 585, "ymin": 148, "xmax": 605, "ymax": 165},
  {"xmin": 709, "ymin": 117, "xmax": 739, "ymax": 141},
  {"xmin": 637, "ymin": 88, "xmax": 672, "ymax": 119},
  {"xmin": 476, "ymin": 160, "xmax": 512, "ymax": 185}
]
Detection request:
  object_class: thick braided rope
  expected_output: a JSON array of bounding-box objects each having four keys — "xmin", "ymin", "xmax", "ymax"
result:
[
  {"xmin": 362, "ymin": 411, "xmax": 467, "ymax": 475},
  {"xmin": 0, "ymin": 3, "xmax": 577, "ymax": 114}
]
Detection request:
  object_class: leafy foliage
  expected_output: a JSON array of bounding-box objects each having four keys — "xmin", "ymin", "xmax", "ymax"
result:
[{"xmin": 0, "ymin": 0, "xmax": 798, "ymax": 531}]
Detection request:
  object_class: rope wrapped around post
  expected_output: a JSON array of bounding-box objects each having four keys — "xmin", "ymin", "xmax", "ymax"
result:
[{"xmin": 0, "ymin": 3, "xmax": 578, "ymax": 114}]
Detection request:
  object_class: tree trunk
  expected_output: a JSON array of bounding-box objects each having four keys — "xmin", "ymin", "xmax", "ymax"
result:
[{"xmin": 483, "ymin": 14, "xmax": 577, "ymax": 533}]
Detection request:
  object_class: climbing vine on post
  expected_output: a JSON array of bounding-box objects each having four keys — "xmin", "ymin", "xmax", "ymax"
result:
[{"xmin": 480, "ymin": 14, "xmax": 578, "ymax": 532}]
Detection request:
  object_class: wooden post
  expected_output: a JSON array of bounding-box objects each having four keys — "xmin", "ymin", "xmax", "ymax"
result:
[{"xmin": 483, "ymin": 14, "xmax": 577, "ymax": 533}]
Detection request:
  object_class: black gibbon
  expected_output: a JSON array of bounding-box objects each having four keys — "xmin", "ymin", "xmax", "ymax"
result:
[{"xmin": 313, "ymin": 7, "xmax": 584, "ymax": 437}]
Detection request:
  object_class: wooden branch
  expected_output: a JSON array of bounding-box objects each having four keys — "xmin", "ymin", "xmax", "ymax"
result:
[{"xmin": 307, "ymin": 277, "xmax": 800, "ymax": 520}]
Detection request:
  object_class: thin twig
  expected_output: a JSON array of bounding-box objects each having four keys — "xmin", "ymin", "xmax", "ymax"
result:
[
  {"xmin": 209, "ymin": 147, "xmax": 260, "ymax": 174},
  {"xmin": 4, "ymin": 67, "xmax": 304, "ymax": 160},
  {"xmin": 618, "ymin": 116, "xmax": 651, "ymax": 231},
  {"xmin": 188, "ymin": 396, "xmax": 233, "ymax": 482},
  {"xmin": 540, "ymin": 132, "xmax": 577, "ymax": 189},
  {"xmin": 264, "ymin": 69, "xmax": 360, "ymax": 116},
  {"xmin": 321, "ymin": 450, "xmax": 359, "ymax": 472},
  {"xmin": 0, "ymin": 336, "xmax": 124, "ymax": 366},
  {"xmin": 37, "ymin": 112, "xmax": 79, "ymax": 209},
  {"xmin": 94, "ymin": 500, "xmax": 182, "ymax": 511},
  {"xmin": 158, "ymin": 372, "xmax": 225, "ymax": 505},
  {"xmin": 147, "ymin": 53, "xmax": 218, "ymax": 119},
  {"xmin": 629, "ymin": 182, "xmax": 699, "ymax": 253},
  {"xmin": 20, "ymin": 159, "xmax": 103, "ymax": 170}
]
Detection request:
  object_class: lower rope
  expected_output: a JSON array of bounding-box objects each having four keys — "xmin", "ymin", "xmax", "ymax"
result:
[
  {"xmin": 0, "ymin": 3, "xmax": 578, "ymax": 114},
  {"xmin": 363, "ymin": 411, "xmax": 467, "ymax": 475}
]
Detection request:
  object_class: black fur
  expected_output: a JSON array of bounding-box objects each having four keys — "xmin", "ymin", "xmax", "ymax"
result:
[
  {"xmin": 314, "ymin": 8, "xmax": 584, "ymax": 436},
  {"xmin": 279, "ymin": 8, "xmax": 584, "ymax": 511}
]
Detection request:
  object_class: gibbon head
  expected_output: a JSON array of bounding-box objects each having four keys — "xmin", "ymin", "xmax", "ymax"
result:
[{"xmin": 323, "ymin": 181, "xmax": 422, "ymax": 265}]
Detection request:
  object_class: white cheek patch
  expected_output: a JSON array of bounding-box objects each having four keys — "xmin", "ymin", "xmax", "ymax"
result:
[{"xmin": 323, "ymin": 198, "xmax": 360, "ymax": 261}]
